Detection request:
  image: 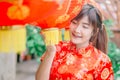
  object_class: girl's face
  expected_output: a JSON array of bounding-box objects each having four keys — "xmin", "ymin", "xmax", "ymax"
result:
[{"xmin": 70, "ymin": 16, "xmax": 94, "ymax": 48}]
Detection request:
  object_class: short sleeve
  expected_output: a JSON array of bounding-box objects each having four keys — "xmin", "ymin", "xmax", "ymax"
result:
[{"xmin": 94, "ymin": 55, "xmax": 114, "ymax": 80}]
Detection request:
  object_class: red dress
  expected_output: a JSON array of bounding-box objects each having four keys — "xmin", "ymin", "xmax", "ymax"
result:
[{"xmin": 42, "ymin": 41, "xmax": 114, "ymax": 80}]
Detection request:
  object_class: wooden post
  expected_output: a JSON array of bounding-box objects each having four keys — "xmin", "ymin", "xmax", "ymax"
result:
[
  {"xmin": 116, "ymin": 0, "xmax": 120, "ymax": 27},
  {"xmin": 0, "ymin": 53, "xmax": 16, "ymax": 80}
]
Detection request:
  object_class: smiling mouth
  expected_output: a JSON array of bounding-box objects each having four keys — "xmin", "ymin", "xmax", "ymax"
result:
[{"xmin": 72, "ymin": 33, "xmax": 82, "ymax": 38}]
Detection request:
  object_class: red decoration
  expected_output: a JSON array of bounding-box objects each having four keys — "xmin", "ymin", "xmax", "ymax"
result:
[
  {"xmin": 0, "ymin": 0, "xmax": 89, "ymax": 29},
  {"xmin": 7, "ymin": 5, "xmax": 30, "ymax": 20},
  {"xmin": 41, "ymin": 41, "xmax": 114, "ymax": 79}
]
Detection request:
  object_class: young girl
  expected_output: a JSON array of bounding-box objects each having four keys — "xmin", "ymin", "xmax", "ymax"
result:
[{"xmin": 36, "ymin": 4, "xmax": 114, "ymax": 80}]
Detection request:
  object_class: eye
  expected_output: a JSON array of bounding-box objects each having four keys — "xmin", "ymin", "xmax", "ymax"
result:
[
  {"xmin": 71, "ymin": 20, "xmax": 78, "ymax": 24},
  {"xmin": 83, "ymin": 25, "xmax": 89, "ymax": 29}
]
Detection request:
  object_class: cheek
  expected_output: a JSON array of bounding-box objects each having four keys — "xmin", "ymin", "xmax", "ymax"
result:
[
  {"xmin": 84, "ymin": 30, "xmax": 92, "ymax": 36},
  {"xmin": 86, "ymin": 31, "xmax": 93, "ymax": 39}
]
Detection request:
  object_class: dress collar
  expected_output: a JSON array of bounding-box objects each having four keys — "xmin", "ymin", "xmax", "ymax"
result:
[{"xmin": 69, "ymin": 41, "xmax": 94, "ymax": 57}]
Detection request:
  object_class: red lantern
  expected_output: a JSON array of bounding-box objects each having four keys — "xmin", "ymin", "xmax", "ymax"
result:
[
  {"xmin": 0, "ymin": 0, "xmax": 58, "ymax": 26},
  {"xmin": 35, "ymin": 0, "xmax": 89, "ymax": 29},
  {"xmin": 0, "ymin": 0, "xmax": 89, "ymax": 29}
]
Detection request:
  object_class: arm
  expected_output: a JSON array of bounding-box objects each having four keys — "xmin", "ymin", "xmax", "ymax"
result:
[{"xmin": 35, "ymin": 45, "xmax": 56, "ymax": 80}]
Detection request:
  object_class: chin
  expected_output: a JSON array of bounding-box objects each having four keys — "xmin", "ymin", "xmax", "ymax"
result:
[{"xmin": 71, "ymin": 38, "xmax": 81, "ymax": 44}]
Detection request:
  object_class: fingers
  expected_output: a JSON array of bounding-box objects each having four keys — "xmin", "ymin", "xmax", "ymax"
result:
[{"xmin": 46, "ymin": 44, "xmax": 56, "ymax": 55}]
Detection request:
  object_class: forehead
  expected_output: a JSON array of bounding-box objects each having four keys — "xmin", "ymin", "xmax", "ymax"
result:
[{"xmin": 77, "ymin": 16, "xmax": 89, "ymax": 24}]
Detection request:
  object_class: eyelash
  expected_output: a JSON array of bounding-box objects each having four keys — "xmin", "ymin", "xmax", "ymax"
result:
[
  {"xmin": 71, "ymin": 21, "xmax": 89, "ymax": 29},
  {"xmin": 72, "ymin": 21, "xmax": 78, "ymax": 24},
  {"xmin": 83, "ymin": 26, "xmax": 88, "ymax": 29}
]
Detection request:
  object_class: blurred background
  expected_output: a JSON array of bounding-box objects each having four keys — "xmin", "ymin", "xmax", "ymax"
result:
[{"xmin": 0, "ymin": 0, "xmax": 120, "ymax": 80}]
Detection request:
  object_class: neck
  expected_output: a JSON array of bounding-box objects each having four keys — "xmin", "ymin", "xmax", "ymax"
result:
[{"xmin": 76, "ymin": 42, "xmax": 89, "ymax": 49}]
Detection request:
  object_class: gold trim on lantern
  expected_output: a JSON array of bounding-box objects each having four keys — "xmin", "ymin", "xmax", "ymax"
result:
[
  {"xmin": 42, "ymin": 28, "xmax": 59, "ymax": 46},
  {"xmin": 64, "ymin": 29, "xmax": 70, "ymax": 41},
  {"xmin": 0, "ymin": 25, "xmax": 26, "ymax": 53}
]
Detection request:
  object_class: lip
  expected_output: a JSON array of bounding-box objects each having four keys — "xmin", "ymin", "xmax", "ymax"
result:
[{"xmin": 72, "ymin": 32, "xmax": 82, "ymax": 38}]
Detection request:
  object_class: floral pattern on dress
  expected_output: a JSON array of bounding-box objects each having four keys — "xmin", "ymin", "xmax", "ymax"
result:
[{"xmin": 46, "ymin": 41, "xmax": 114, "ymax": 80}]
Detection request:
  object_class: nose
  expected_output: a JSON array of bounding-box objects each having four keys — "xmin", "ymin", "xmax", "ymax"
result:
[{"xmin": 74, "ymin": 26, "xmax": 81, "ymax": 33}]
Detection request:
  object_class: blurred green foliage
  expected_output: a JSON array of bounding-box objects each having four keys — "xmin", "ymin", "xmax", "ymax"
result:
[
  {"xmin": 104, "ymin": 19, "xmax": 120, "ymax": 79},
  {"xmin": 26, "ymin": 24, "xmax": 46, "ymax": 57}
]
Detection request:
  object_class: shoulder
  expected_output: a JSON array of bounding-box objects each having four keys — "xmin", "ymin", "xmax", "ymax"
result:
[
  {"xmin": 93, "ymin": 48, "xmax": 114, "ymax": 79},
  {"xmin": 92, "ymin": 47, "xmax": 113, "ymax": 70},
  {"xmin": 92, "ymin": 46, "xmax": 111, "ymax": 62}
]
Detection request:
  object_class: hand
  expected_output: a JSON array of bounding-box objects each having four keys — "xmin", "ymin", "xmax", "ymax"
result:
[{"xmin": 46, "ymin": 45, "xmax": 56, "ymax": 56}]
